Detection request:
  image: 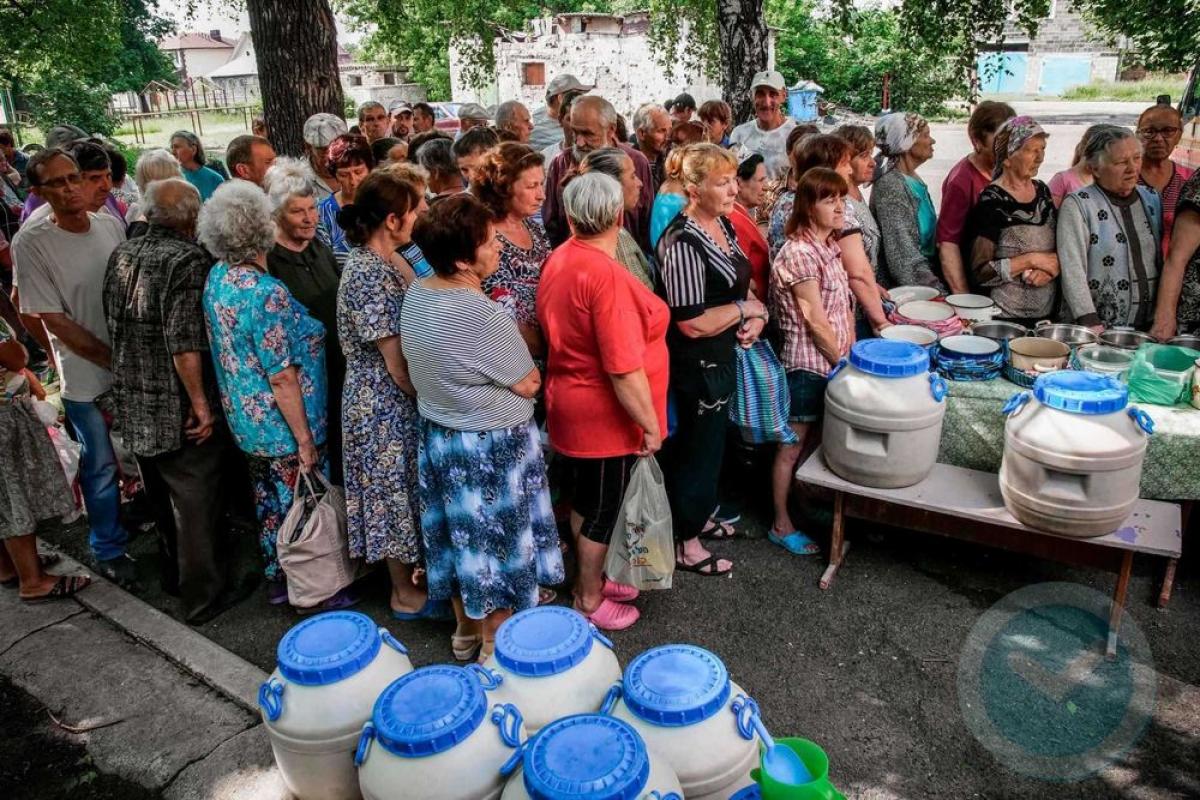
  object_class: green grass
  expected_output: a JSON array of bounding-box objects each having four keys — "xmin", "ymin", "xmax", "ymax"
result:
[{"xmin": 1062, "ymin": 75, "xmax": 1187, "ymax": 102}]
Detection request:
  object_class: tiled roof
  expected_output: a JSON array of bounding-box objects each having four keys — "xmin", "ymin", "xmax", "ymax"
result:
[{"xmin": 159, "ymin": 32, "xmax": 237, "ymax": 51}]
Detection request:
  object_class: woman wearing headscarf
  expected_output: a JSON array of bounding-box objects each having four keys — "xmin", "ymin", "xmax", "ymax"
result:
[
  {"xmin": 869, "ymin": 113, "xmax": 943, "ymax": 289},
  {"xmin": 964, "ymin": 116, "xmax": 1059, "ymax": 326}
]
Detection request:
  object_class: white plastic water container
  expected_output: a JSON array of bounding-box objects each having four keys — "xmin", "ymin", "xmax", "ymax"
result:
[
  {"xmin": 356, "ymin": 665, "xmax": 526, "ymax": 800},
  {"xmin": 259, "ymin": 611, "xmax": 414, "ymax": 800},
  {"xmin": 823, "ymin": 339, "xmax": 948, "ymax": 488},
  {"xmin": 1000, "ymin": 372, "xmax": 1154, "ymax": 537},
  {"xmin": 481, "ymin": 607, "xmax": 621, "ymax": 734},
  {"xmin": 499, "ymin": 714, "xmax": 683, "ymax": 800},
  {"xmin": 603, "ymin": 645, "xmax": 762, "ymax": 800}
]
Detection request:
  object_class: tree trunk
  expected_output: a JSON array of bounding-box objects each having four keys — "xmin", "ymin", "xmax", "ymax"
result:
[
  {"xmin": 717, "ymin": 0, "xmax": 770, "ymax": 124},
  {"xmin": 246, "ymin": 0, "xmax": 344, "ymax": 157}
]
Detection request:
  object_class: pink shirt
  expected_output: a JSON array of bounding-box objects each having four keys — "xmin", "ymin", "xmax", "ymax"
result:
[
  {"xmin": 770, "ymin": 230, "xmax": 855, "ymax": 375},
  {"xmin": 1048, "ymin": 168, "xmax": 1088, "ymax": 207},
  {"xmin": 936, "ymin": 156, "xmax": 990, "ymax": 246}
]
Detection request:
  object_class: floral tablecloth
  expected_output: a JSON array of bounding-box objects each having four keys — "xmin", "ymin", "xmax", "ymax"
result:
[{"xmin": 939, "ymin": 377, "xmax": 1200, "ymax": 501}]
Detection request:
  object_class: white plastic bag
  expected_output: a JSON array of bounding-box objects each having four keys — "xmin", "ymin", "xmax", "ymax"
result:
[
  {"xmin": 603, "ymin": 456, "xmax": 674, "ymax": 591},
  {"xmin": 276, "ymin": 471, "xmax": 356, "ymax": 608}
]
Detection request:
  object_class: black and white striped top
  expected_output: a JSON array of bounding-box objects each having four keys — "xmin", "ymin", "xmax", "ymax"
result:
[{"xmin": 400, "ymin": 283, "xmax": 535, "ymax": 431}]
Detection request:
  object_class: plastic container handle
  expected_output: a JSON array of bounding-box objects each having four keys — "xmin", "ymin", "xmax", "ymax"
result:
[
  {"xmin": 1002, "ymin": 392, "xmax": 1031, "ymax": 416},
  {"xmin": 257, "ymin": 678, "xmax": 284, "ymax": 722},
  {"xmin": 599, "ymin": 682, "xmax": 622, "ymax": 715},
  {"xmin": 928, "ymin": 373, "xmax": 947, "ymax": 403},
  {"xmin": 647, "ymin": 794, "xmax": 683, "ymax": 800},
  {"xmin": 589, "ymin": 623, "xmax": 614, "ymax": 650},
  {"xmin": 467, "ymin": 662, "xmax": 504, "ymax": 690},
  {"xmin": 379, "ymin": 627, "xmax": 408, "ymax": 655},
  {"xmin": 354, "ymin": 722, "xmax": 375, "ymax": 767},
  {"xmin": 826, "ymin": 358, "xmax": 848, "ymax": 382},
  {"xmin": 1128, "ymin": 406, "xmax": 1155, "ymax": 436},
  {"xmin": 730, "ymin": 694, "xmax": 763, "ymax": 743}
]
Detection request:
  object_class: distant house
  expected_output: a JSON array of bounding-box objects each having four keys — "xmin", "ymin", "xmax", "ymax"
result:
[
  {"xmin": 978, "ymin": 2, "xmax": 1122, "ymax": 96},
  {"xmin": 159, "ymin": 30, "xmax": 237, "ymax": 83}
]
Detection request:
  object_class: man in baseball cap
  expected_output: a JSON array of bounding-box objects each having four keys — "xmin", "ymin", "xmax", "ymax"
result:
[
  {"xmin": 668, "ymin": 93, "xmax": 697, "ymax": 125},
  {"xmin": 388, "ymin": 100, "xmax": 414, "ymax": 140},
  {"xmin": 456, "ymin": 102, "xmax": 491, "ymax": 134},
  {"xmin": 530, "ymin": 73, "xmax": 593, "ymax": 151},
  {"xmin": 729, "ymin": 70, "xmax": 796, "ymax": 179},
  {"xmin": 302, "ymin": 112, "xmax": 348, "ymax": 202}
]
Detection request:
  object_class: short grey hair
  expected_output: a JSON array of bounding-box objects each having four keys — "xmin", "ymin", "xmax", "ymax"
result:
[
  {"xmin": 572, "ymin": 95, "xmax": 618, "ymax": 130},
  {"xmin": 417, "ymin": 137, "xmax": 457, "ymax": 180},
  {"xmin": 134, "ymin": 148, "xmax": 182, "ymax": 192},
  {"xmin": 142, "ymin": 178, "xmax": 200, "ymax": 230},
  {"xmin": 357, "ymin": 100, "xmax": 386, "ymax": 121},
  {"xmin": 495, "ymin": 100, "xmax": 527, "ymax": 130},
  {"xmin": 633, "ymin": 103, "xmax": 666, "ymax": 135},
  {"xmin": 564, "ymin": 172, "xmax": 623, "ymax": 236},
  {"xmin": 197, "ymin": 180, "xmax": 276, "ymax": 265},
  {"xmin": 262, "ymin": 156, "xmax": 315, "ymax": 218},
  {"xmin": 1084, "ymin": 125, "xmax": 1140, "ymax": 171},
  {"xmin": 579, "ymin": 147, "xmax": 630, "ymax": 182}
]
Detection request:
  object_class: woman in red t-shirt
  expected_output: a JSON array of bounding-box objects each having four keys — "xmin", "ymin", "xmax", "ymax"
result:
[{"xmin": 537, "ymin": 172, "xmax": 669, "ymax": 631}]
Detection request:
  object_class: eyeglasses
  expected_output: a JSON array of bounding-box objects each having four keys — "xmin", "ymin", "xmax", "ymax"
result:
[
  {"xmin": 1138, "ymin": 127, "xmax": 1181, "ymax": 140},
  {"xmin": 38, "ymin": 173, "xmax": 82, "ymax": 190}
]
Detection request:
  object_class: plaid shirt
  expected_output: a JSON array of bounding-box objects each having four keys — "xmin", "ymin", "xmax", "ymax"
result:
[
  {"xmin": 769, "ymin": 229, "xmax": 855, "ymax": 375},
  {"xmin": 103, "ymin": 224, "xmax": 219, "ymax": 457}
]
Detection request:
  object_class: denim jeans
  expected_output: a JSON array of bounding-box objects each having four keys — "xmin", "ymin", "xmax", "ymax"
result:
[{"xmin": 62, "ymin": 399, "xmax": 128, "ymax": 561}]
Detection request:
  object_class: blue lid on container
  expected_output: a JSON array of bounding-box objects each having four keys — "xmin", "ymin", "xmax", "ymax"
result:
[
  {"xmin": 276, "ymin": 611, "xmax": 380, "ymax": 686},
  {"xmin": 372, "ymin": 666, "xmax": 487, "ymax": 757},
  {"xmin": 730, "ymin": 785, "xmax": 763, "ymax": 800},
  {"xmin": 622, "ymin": 645, "xmax": 730, "ymax": 727},
  {"xmin": 495, "ymin": 607, "xmax": 594, "ymax": 677},
  {"xmin": 849, "ymin": 339, "xmax": 929, "ymax": 378},
  {"xmin": 524, "ymin": 715, "xmax": 650, "ymax": 800},
  {"xmin": 1034, "ymin": 371, "xmax": 1128, "ymax": 415}
]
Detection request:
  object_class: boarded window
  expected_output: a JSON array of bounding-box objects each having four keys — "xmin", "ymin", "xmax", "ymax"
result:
[
  {"xmin": 347, "ymin": 74, "xmax": 363, "ymax": 87},
  {"xmin": 383, "ymin": 72, "xmax": 396, "ymax": 85},
  {"xmin": 522, "ymin": 62, "xmax": 546, "ymax": 87}
]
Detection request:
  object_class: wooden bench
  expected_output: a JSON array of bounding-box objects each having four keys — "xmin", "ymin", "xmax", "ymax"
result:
[{"xmin": 796, "ymin": 449, "xmax": 1183, "ymax": 657}]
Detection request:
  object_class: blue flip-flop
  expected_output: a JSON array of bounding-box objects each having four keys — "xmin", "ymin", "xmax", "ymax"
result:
[
  {"xmin": 393, "ymin": 598, "xmax": 454, "ymax": 621},
  {"xmin": 768, "ymin": 530, "xmax": 822, "ymax": 556}
]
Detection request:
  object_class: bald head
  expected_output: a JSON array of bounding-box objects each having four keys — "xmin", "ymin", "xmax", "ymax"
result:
[{"xmin": 143, "ymin": 177, "xmax": 202, "ymax": 233}]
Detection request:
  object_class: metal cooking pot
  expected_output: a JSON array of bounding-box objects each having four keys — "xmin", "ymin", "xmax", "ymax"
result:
[
  {"xmin": 1074, "ymin": 344, "xmax": 1134, "ymax": 375},
  {"xmin": 1168, "ymin": 334, "xmax": 1200, "ymax": 350},
  {"xmin": 1008, "ymin": 336, "xmax": 1071, "ymax": 372},
  {"xmin": 970, "ymin": 320, "xmax": 1027, "ymax": 341},
  {"xmin": 1034, "ymin": 321, "xmax": 1099, "ymax": 347},
  {"xmin": 1100, "ymin": 329, "xmax": 1155, "ymax": 350}
]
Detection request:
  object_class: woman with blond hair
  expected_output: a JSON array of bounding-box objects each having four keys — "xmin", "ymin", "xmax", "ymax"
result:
[{"xmin": 656, "ymin": 143, "xmax": 768, "ymax": 576}]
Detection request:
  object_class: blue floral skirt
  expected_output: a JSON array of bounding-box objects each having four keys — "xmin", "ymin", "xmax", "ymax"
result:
[{"xmin": 418, "ymin": 418, "xmax": 564, "ymax": 619}]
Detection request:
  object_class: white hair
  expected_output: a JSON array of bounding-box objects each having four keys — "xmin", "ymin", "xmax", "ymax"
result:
[
  {"xmin": 197, "ymin": 180, "xmax": 276, "ymax": 265},
  {"xmin": 495, "ymin": 100, "xmax": 528, "ymax": 130},
  {"xmin": 572, "ymin": 95, "xmax": 618, "ymax": 129},
  {"xmin": 563, "ymin": 172, "xmax": 623, "ymax": 236},
  {"xmin": 1084, "ymin": 125, "xmax": 1140, "ymax": 171},
  {"xmin": 133, "ymin": 148, "xmax": 182, "ymax": 192},
  {"xmin": 142, "ymin": 178, "xmax": 200, "ymax": 230},
  {"xmin": 633, "ymin": 103, "xmax": 666, "ymax": 135},
  {"xmin": 262, "ymin": 156, "xmax": 315, "ymax": 219}
]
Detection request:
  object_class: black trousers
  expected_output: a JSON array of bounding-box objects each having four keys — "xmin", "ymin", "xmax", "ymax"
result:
[{"xmin": 136, "ymin": 427, "xmax": 231, "ymax": 621}]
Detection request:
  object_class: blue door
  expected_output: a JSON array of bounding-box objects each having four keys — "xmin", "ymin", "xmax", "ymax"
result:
[
  {"xmin": 977, "ymin": 52, "xmax": 1028, "ymax": 94},
  {"xmin": 1038, "ymin": 56, "xmax": 1093, "ymax": 95}
]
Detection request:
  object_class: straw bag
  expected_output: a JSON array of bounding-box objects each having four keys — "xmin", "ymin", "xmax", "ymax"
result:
[{"xmin": 277, "ymin": 471, "xmax": 356, "ymax": 608}]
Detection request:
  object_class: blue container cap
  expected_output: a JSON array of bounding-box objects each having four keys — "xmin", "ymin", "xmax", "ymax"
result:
[
  {"xmin": 495, "ymin": 607, "xmax": 596, "ymax": 677},
  {"xmin": 850, "ymin": 339, "xmax": 929, "ymax": 378},
  {"xmin": 524, "ymin": 715, "xmax": 650, "ymax": 800},
  {"xmin": 622, "ymin": 645, "xmax": 730, "ymax": 727},
  {"xmin": 276, "ymin": 611, "xmax": 380, "ymax": 686},
  {"xmin": 1034, "ymin": 371, "xmax": 1128, "ymax": 415},
  {"xmin": 730, "ymin": 785, "xmax": 763, "ymax": 800},
  {"xmin": 372, "ymin": 666, "xmax": 486, "ymax": 757}
]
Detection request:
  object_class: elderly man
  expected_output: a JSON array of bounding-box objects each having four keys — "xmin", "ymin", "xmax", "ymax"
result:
[
  {"xmin": 729, "ymin": 70, "xmax": 797, "ymax": 179},
  {"xmin": 457, "ymin": 103, "xmax": 490, "ymax": 134},
  {"xmin": 495, "ymin": 100, "xmax": 533, "ymax": 143},
  {"xmin": 529, "ymin": 73, "xmax": 593, "ymax": 151},
  {"xmin": 632, "ymin": 103, "xmax": 671, "ymax": 194},
  {"xmin": 1137, "ymin": 103, "xmax": 1195, "ymax": 254},
  {"xmin": 542, "ymin": 95, "xmax": 654, "ymax": 250},
  {"xmin": 225, "ymin": 134, "xmax": 277, "ymax": 187},
  {"xmin": 412, "ymin": 102, "xmax": 436, "ymax": 135},
  {"xmin": 103, "ymin": 178, "xmax": 231, "ymax": 622},
  {"xmin": 12, "ymin": 148, "xmax": 134, "ymax": 587},
  {"xmin": 357, "ymin": 101, "xmax": 391, "ymax": 143},
  {"xmin": 302, "ymin": 113, "xmax": 346, "ymax": 203}
]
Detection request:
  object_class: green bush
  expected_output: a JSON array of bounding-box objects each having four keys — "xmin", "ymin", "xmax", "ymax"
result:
[
  {"xmin": 1062, "ymin": 76, "xmax": 1187, "ymax": 102},
  {"xmin": 24, "ymin": 73, "xmax": 118, "ymax": 138}
]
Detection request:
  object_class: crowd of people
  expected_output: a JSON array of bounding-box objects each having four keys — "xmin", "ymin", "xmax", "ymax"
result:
[{"xmin": 3, "ymin": 68, "xmax": 1199, "ymax": 659}]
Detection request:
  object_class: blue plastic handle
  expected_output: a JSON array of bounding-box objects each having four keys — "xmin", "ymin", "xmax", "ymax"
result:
[
  {"xmin": 491, "ymin": 703, "xmax": 524, "ymax": 748},
  {"xmin": 354, "ymin": 722, "xmax": 375, "ymax": 767},
  {"xmin": 599, "ymin": 682, "xmax": 622, "ymax": 715},
  {"xmin": 648, "ymin": 794, "xmax": 683, "ymax": 800},
  {"xmin": 928, "ymin": 373, "xmax": 947, "ymax": 403},
  {"xmin": 257, "ymin": 678, "xmax": 284, "ymax": 722},
  {"xmin": 730, "ymin": 694, "xmax": 761, "ymax": 742},
  {"xmin": 589, "ymin": 623, "xmax": 614, "ymax": 650},
  {"xmin": 827, "ymin": 358, "xmax": 848, "ymax": 382},
  {"xmin": 1002, "ymin": 392, "xmax": 1031, "ymax": 416},
  {"xmin": 467, "ymin": 663, "xmax": 504, "ymax": 690},
  {"xmin": 1128, "ymin": 406, "xmax": 1155, "ymax": 435},
  {"xmin": 379, "ymin": 628, "xmax": 408, "ymax": 655}
]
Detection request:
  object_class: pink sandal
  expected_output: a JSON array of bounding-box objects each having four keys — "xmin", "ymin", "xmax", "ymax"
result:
[
  {"xmin": 577, "ymin": 598, "xmax": 640, "ymax": 631},
  {"xmin": 601, "ymin": 578, "xmax": 639, "ymax": 603}
]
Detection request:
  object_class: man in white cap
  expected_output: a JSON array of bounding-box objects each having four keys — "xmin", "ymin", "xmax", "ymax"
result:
[
  {"xmin": 456, "ymin": 103, "xmax": 491, "ymax": 135},
  {"xmin": 302, "ymin": 112, "xmax": 347, "ymax": 203},
  {"xmin": 729, "ymin": 70, "xmax": 796, "ymax": 179},
  {"xmin": 389, "ymin": 101, "xmax": 414, "ymax": 141},
  {"xmin": 529, "ymin": 73, "xmax": 592, "ymax": 151}
]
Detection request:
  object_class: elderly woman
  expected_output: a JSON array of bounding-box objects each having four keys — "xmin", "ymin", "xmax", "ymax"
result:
[
  {"xmin": 699, "ymin": 100, "xmax": 733, "ymax": 148},
  {"xmin": 1048, "ymin": 126, "xmax": 1101, "ymax": 207},
  {"xmin": 402, "ymin": 193, "xmax": 564, "ymax": 662},
  {"xmin": 473, "ymin": 142, "xmax": 549, "ymax": 358},
  {"xmin": 0, "ymin": 319, "xmax": 86, "ymax": 600},
  {"xmin": 771, "ymin": 168, "xmax": 855, "ymax": 556},
  {"xmin": 417, "ymin": 138, "xmax": 465, "ymax": 199},
  {"xmin": 964, "ymin": 117, "xmax": 1059, "ymax": 326},
  {"xmin": 124, "ymin": 148, "xmax": 182, "ymax": 237},
  {"xmin": 336, "ymin": 167, "xmax": 439, "ymax": 620},
  {"xmin": 657, "ymin": 143, "xmax": 768, "ymax": 576},
  {"xmin": 1137, "ymin": 104, "xmax": 1195, "ymax": 254},
  {"xmin": 730, "ymin": 154, "xmax": 769, "ymax": 298},
  {"xmin": 199, "ymin": 181, "xmax": 336, "ymax": 608},
  {"xmin": 870, "ymin": 113, "xmax": 943, "ymax": 289},
  {"xmin": 1152, "ymin": 170, "xmax": 1200, "ymax": 339},
  {"xmin": 1058, "ymin": 125, "xmax": 1163, "ymax": 331},
  {"xmin": 317, "ymin": 133, "xmax": 375, "ymax": 271},
  {"xmin": 264, "ymin": 157, "xmax": 345, "ymax": 482},
  {"xmin": 170, "ymin": 131, "xmax": 225, "ymax": 202},
  {"xmin": 578, "ymin": 147, "xmax": 654, "ymax": 289},
  {"xmin": 538, "ymin": 172, "xmax": 668, "ymax": 630}
]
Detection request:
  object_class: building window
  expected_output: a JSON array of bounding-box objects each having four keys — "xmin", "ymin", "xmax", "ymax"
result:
[
  {"xmin": 522, "ymin": 62, "xmax": 546, "ymax": 87},
  {"xmin": 347, "ymin": 74, "xmax": 363, "ymax": 87},
  {"xmin": 383, "ymin": 72, "xmax": 396, "ymax": 85}
]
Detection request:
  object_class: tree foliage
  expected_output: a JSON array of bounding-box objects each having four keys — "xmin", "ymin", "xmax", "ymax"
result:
[
  {"xmin": 24, "ymin": 73, "xmax": 119, "ymax": 136},
  {"xmin": 1072, "ymin": 0, "xmax": 1200, "ymax": 72}
]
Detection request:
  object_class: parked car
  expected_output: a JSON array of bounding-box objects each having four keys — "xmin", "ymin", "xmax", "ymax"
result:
[
  {"xmin": 433, "ymin": 102, "xmax": 462, "ymax": 134},
  {"xmin": 1173, "ymin": 64, "xmax": 1200, "ymax": 169}
]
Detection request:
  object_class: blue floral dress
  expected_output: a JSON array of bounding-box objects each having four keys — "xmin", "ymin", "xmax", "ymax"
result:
[{"xmin": 337, "ymin": 247, "xmax": 422, "ymax": 565}]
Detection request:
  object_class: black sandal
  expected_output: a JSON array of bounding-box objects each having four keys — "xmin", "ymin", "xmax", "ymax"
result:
[
  {"xmin": 698, "ymin": 519, "xmax": 738, "ymax": 541},
  {"xmin": 20, "ymin": 574, "xmax": 91, "ymax": 603},
  {"xmin": 1, "ymin": 553, "xmax": 62, "ymax": 588},
  {"xmin": 674, "ymin": 554, "xmax": 733, "ymax": 577}
]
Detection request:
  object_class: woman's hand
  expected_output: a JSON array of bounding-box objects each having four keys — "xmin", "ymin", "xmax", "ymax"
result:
[
  {"xmin": 1150, "ymin": 317, "xmax": 1178, "ymax": 342},
  {"xmin": 1023, "ymin": 268, "xmax": 1054, "ymax": 288},
  {"xmin": 298, "ymin": 438, "xmax": 319, "ymax": 472},
  {"xmin": 1087, "ymin": 323, "xmax": 1106, "ymax": 335},
  {"xmin": 737, "ymin": 317, "xmax": 766, "ymax": 347}
]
